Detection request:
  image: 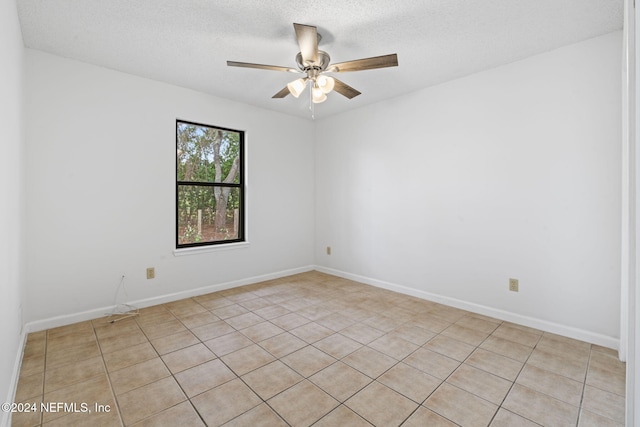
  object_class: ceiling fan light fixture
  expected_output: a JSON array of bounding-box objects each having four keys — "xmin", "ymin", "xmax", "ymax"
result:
[
  {"xmin": 317, "ymin": 75, "xmax": 335, "ymax": 94},
  {"xmin": 287, "ymin": 78, "xmax": 306, "ymax": 98},
  {"xmin": 312, "ymin": 85, "xmax": 327, "ymax": 103}
]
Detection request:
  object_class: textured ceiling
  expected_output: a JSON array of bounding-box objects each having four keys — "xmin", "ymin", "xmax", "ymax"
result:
[{"xmin": 16, "ymin": 0, "xmax": 623, "ymax": 120}]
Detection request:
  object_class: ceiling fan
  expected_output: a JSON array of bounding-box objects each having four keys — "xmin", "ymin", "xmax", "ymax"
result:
[{"xmin": 227, "ymin": 23, "xmax": 398, "ymax": 107}]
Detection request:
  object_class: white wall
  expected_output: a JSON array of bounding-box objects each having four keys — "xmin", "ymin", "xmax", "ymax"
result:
[
  {"xmin": 316, "ymin": 32, "xmax": 622, "ymax": 343},
  {"xmin": 0, "ymin": 0, "xmax": 25, "ymax": 420},
  {"xmin": 23, "ymin": 50, "xmax": 315, "ymax": 324}
]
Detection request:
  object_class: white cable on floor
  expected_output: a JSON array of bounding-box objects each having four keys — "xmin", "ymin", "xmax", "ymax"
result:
[{"xmin": 105, "ymin": 275, "xmax": 139, "ymax": 323}]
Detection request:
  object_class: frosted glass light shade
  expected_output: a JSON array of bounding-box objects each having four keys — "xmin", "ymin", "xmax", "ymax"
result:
[
  {"xmin": 317, "ymin": 75, "xmax": 335, "ymax": 94},
  {"xmin": 312, "ymin": 86, "xmax": 327, "ymax": 103},
  {"xmin": 287, "ymin": 78, "xmax": 306, "ymax": 98}
]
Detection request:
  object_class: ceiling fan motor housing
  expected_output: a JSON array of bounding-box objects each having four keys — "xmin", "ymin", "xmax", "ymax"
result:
[{"xmin": 296, "ymin": 50, "xmax": 331, "ymax": 73}]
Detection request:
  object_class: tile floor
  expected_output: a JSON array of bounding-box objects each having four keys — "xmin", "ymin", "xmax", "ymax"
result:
[{"xmin": 12, "ymin": 271, "xmax": 626, "ymax": 426}]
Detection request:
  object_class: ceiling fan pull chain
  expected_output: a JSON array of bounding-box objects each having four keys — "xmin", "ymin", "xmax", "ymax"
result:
[{"xmin": 309, "ymin": 86, "xmax": 315, "ymax": 120}]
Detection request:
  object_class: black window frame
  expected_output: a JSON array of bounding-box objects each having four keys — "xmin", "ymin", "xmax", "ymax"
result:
[{"xmin": 175, "ymin": 119, "xmax": 245, "ymax": 249}]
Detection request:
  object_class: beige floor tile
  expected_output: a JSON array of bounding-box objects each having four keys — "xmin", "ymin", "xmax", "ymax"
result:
[
  {"xmin": 441, "ymin": 324, "xmax": 489, "ymax": 347},
  {"xmin": 402, "ymin": 406, "xmax": 458, "ymax": 426},
  {"xmin": 44, "ymin": 356, "xmax": 106, "ymax": 393},
  {"xmin": 582, "ymin": 385, "xmax": 625, "ymax": 424},
  {"xmin": 340, "ymin": 323, "xmax": 386, "ymax": 344},
  {"xmin": 289, "ymin": 322, "xmax": 334, "ymax": 343},
  {"xmin": 150, "ymin": 330, "xmax": 199, "ymax": 355},
  {"xmin": 18, "ymin": 354, "xmax": 45, "ymax": 377},
  {"xmin": 491, "ymin": 324, "xmax": 541, "ymax": 347},
  {"xmin": 237, "ymin": 296, "xmax": 273, "ymax": 312},
  {"xmin": 378, "ymin": 362, "xmax": 441, "ymax": 403},
  {"xmin": 210, "ymin": 304, "xmax": 249, "ymax": 320},
  {"xmin": 362, "ymin": 314, "xmax": 404, "ymax": 332},
  {"xmin": 465, "ymin": 348, "xmax": 523, "ymax": 381},
  {"xmin": 99, "ymin": 329, "xmax": 149, "ymax": 354},
  {"xmin": 135, "ymin": 308, "xmax": 176, "ymax": 327},
  {"xmin": 258, "ymin": 332, "xmax": 307, "ymax": 358},
  {"xmin": 578, "ymin": 408, "xmax": 625, "ymax": 427},
  {"xmin": 268, "ymin": 380, "xmax": 339, "ymax": 426},
  {"xmin": 502, "ymin": 383, "xmax": 579, "ymax": 426},
  {"xmin": 269, "ymin": 312, "xmax": 310, "ymax": 330},
  {"xmin": 342, "ymin": 346, "xmax": 397, "ymax": 378},
  {"xmin": 14, "ymin": 372, "xmax": 43, "ymax": 402},
  {"xmin": 241, "ymin": 360, "xmax": 303, "ymax": 399},
  {"xmin": 313, "ymin": 333, "xmax": 362, "ymax": 359},
  {"xmin": 240, "ymin": 321, "xmax": 284, "ymax": 342},
  {"xmin": 110, "ymin": 357, "xmax": 170, "ymax": 395},
  {"xmin": 368, "ymin": 334, "xmax": 419, "ymax": 360},
  {"xmin": 174, "ymin": 358, "xmax": 236, "ymax": 397},
  {"xmin": 345, "ymin": 381, "xmax": 418, "ymax": 426},
  {"xmin": 161, "ymin": 343, "xmax": 216, "ymax": 374},
  {"xmin": 40, "ymin": 404, "xmax": 122, "ymax": 427},
  {"xmin": 43, "ymin": 375, "xmax": 115, "ymax": 424},
  {"xmin": 538, "ymin": 332, "xmax": 591, "ymax": 356},
  {"xmin": 281, "ymin": 345, "xmax": 336, "ymax": 377},
  {"xmin": 131, "ymin": 401, "xmax": 204, "ymax": 426},
  {"xmin": 314, "ymin": 405, "xmax": 372, "ymax": 427},
  {"xmin": 526, "ymin": 347, "xmax": 588, "ymax": 382},
  {"xmin": 490, "ymin": 408, "xmax": 540, "ymax": 426},
  {"xmin": 176, "ymin": 311, "xmax": 220, "ymax": 329},
  {"xmin": 224, "ymin": 312, "xmax": 264, "ymax": 330},
  {"xmin": 10, "ymin": 396, "xmax": 42, "ymax": 427},
  {"xmin": 252, "ymin": 305, "xmax": 290, "ymax": 320},
  {"xmin": 315, "ymin": 313, "xmax": 356, "ymax": 331},
  {"xmin": 191, "ymin": 378, "xmax": 261, "ymax": 427},
  {"xmin": 309, "ymin": 361, "xmax": 372, "ymax": 402},
  {"xmin": 403, "ymin": 348, "xmax": 460, "ymax": 380},
  {"xmin": 190, "ymin": 321, "xmax": 236, "ymax": 341},
  {"xmin": 425, "ymin": 383, "xmax": 498, "ymax": 427},
  {"xmin": 387, "ymin": 325, "xmax": 436, "ymax": 346},
  {"xmin": 222, "ymin": 403, "xmax": 288, "ymax": 427},
  {"xmin": 140, "ymin": 319, "xmax": 188, "ymax": 340},
  {"xmin": 46, "ymin": 340, "xmax": 101, "ymax": 370},
  {"xmin": 203, "ymin": 331, "xmax": 253, "ymax": 357},
  {"xmin": 297, "ymin": 304, "xmax": 335, "ymax": 321},
  {"xmin": 94, "ymin": 317, "xmax": 142, "ymax": 340},
  {"xmin": 118, "ymin": 377, "xmax": 186, "ymax": 425},
  {"xmin": 479, "ymin": 335, "xmax": 533, "ymax": 362},
  {"xmin": 455, "ymin": 315, "xmax": 500, "ymax": 334},
  {"xmin": 103, "ymin": 342, "xmax": 158, "ymax": 372},
  {"xmin": 423, "ymin": 334, "xmax": 476, "ymax": 362},
  {"xmin": 516, "ymin": 364, "xmax": 583, "ymax": 406},
  {"xmin": 221, "ymin": 344, "xmax": 275, "ymax": 376},
  {"xmin": 164, "ymin": 300, "xmax": 208, "ymax": 318},
  {"xmin": 13, "ymin": 272, "xmax": 628, "ymax": 427},
  {"xmin": 194, "ymin": 296, "xmax": 234, "ymax": 311},
  {"xmin": 407, "ymin": 313, "xmax": 452, "ymax": 333},
  {"xmin": 587, "ymin": 351, "xmax": 626, "ymax": 396},
  {"xmin": 447, "ymin": 364, "xmax": 512, "ymax": 405},
  {"xmin": 430, "ymin": 306, "xmax": 468, "ymax": 324}
]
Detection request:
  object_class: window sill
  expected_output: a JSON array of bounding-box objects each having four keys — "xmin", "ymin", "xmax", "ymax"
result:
[{"xmin": 173, "ymin": 241, "xmax": 250, "ymax": 257}]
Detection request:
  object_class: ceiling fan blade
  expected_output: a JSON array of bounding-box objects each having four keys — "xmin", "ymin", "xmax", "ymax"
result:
[
  {"xmin": 329, "ymin": 54, "xmax": 398, "ymax": 73},
  {"xmin": 332, "ymin": 78, "xmax": 361, "ymax": 99},
  {"xmin": 293, "ymin": 23, "xmax": 318, "ymax": 66},
  {"xmin": 272, "ymin": 86, "xmax": 290, "ymax": 98},
  {"xmin": 227, "ymin": 61, "xmax": 299, "ymax": 73}
]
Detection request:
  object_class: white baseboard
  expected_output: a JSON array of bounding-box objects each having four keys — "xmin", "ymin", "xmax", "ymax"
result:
[
  {"xmin": 2, "ymin": 327, "xmax": 28, "ymax": 427},
  {"xmin": 24, "ymin": 265, "xmax": 315, "ymax": 333},
  {"xmin": 315, "ymin": 265, "xmax": 620, "ymax": 350}
]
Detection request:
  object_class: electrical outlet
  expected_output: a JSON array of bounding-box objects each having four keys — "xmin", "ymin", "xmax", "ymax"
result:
[
  {"xmin": 509, "ymin": 278, "xmax": 519, "ymax": 292},
  {"xmin": 326, "ymin": 246, "xmax": 331, "ymax": 255},
  {"xmin": 146, "ymin": 267, "xmax": 155, "ymax": 280}
]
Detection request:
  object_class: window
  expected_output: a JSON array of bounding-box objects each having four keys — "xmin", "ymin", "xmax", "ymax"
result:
[{"xmin": 176, "ymin": 120, "xmax": 244, "ymax": 248}]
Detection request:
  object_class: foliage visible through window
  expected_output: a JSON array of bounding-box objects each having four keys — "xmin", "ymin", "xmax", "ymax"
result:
[{"xmin": 176, "ymin": 120, "xmax": 244, "ymax": 247}]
